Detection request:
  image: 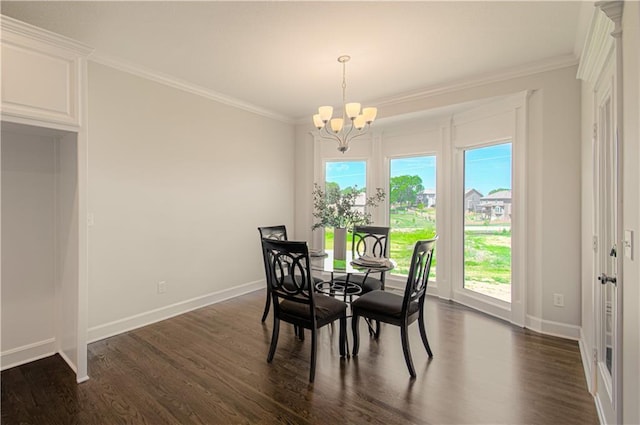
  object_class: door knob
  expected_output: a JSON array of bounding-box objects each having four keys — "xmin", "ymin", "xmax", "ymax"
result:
[{"xmin": 598, "ymin": 273, "xmax": 617, "ymax": 285}]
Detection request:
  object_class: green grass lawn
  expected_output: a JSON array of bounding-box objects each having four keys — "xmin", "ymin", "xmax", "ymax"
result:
[
  {"xmin": 463, "ymin": 232, "xmax": 511, "ymax": 284},
  {"xmin": 324, "ymin": 209, "xmax": 511, "ymax": 288},
  {"xmin": 392, "ymin": 209, "xmax": 511, "ymax": 286}
]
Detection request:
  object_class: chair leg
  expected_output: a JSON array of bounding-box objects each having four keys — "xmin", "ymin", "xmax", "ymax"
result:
[
  {"xmin": 418, "ymin": 311, "xmax": 433, "ymax": 357},
  {"xmin": 365, "ymin": 319, "xmax": 380, "ymax": 339},
  {"xmin": 267, "ymin": 316, "xmax": 280, "ymax": 363},
  {"xmin": 339, "ymin": 316, "xmax": 347, "ymax": 357},
  {"xmin": 400, "ymin": 324, "xmax": 416, "ymax": 378},
  {"xmin": 351, "ymin": 314, "xmax": 360, "ymax": 356},
  {"xmin": 309, "ymin": 328, "xmax": 317, "ymax": 382},
  {"xmin": 294, "ymin": 325, "xmax": 305, "ymax": 340},
  {"xmin": 366, "ymin": 318, "xmax": 374, "ymax": 336},
  {"xmin": 260, "ymin": 292, "xmax": 270, "ymax": 322}
]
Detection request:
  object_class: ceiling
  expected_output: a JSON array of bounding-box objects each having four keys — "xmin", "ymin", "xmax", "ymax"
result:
[{"xmin": 1, "ymin": 1, "xmax": 594, "ymax": 122}]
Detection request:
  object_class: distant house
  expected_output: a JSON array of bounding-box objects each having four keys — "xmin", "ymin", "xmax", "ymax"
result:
[
  {"xmin": 479, "ymin": 190, "xmax": 512, "ymax": 221},
  {"xmin": 465, "ymin": 189, "xmax": 483, "ymax": 212},
  {"xmin": 416, "ymin": 189, "xmax": 436, "ymax": 208}
]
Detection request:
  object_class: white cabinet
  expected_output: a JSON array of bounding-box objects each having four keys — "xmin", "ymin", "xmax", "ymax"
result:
[
  {"xmin": 1, "ymin": 15, "xmax": 92, "ymax": 128},
  {"xmin": 1, "ymin": 15, "xmax": 91, "ymax": 383}
]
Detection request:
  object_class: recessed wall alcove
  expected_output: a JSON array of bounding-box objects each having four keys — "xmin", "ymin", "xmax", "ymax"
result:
[{"xmin": 1, "ymin": 121, "xmax": 87, "ymax": 381}]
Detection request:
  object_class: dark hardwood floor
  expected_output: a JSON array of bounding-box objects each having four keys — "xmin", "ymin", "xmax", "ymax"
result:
[{"xmin": 2, "ymin": 290, "xmax": 599, "ymax": 425}]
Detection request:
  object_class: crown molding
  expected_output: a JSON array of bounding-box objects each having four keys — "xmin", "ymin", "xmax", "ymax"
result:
[
  {"xmin": 296, "ymin": 54, "xmax": 578, "ymax": 125},
  {"xmin": 576, "ymin": 4, "xmax": 616, "ymax": 82},
  {"xmin": 372, "ymin": 54, "xmax": 578, "ymax": 110},
  {"xmin": 89, "ymin": 52, "xmax": 294, "ymax": 124},
  {"xmin": 0, "ymin": 14, "xmax": 93, "ymax": 56}
]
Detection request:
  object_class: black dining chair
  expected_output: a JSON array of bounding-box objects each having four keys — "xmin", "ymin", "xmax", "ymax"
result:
[
  {"xmin": 262, "ymin": 239, "xmax": 347, "ymax": 382},
  {"xmin": 351, "ymin": 236, "xmax": 437, "ymax": 378},
  {"xmin": 333, "ymin": 225, "xmax": 390, "ymax": 294},
  {"xmin": 258, "ymin": 225, "xmax": 324, "ymax": 327},
  {"xmin": 257, "ymin": 225, "xmax": 288, "ymax": 322}
]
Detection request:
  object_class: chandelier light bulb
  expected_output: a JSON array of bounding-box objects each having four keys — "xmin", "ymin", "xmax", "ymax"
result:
[
  {"xmin": 345, "ymin": 102, "xmax": 361, "ymax": 119},
  {"xmin": 330, "ymin": 118, "xmax": 344, "ymax": 133},
  {"xmin": 362, "ymin": 107, "xmax": 377, "ymax": 124},
  {"xmin": 318, "ymin": 106, "xmax": 333, "ymax": 122},
  {"xmin": 312, "ymin": 114, "xmax": 324, "ymax": 129},
  {"xmin": 353, "ymin": 114, "xmax": 366, "ymax": 130}
]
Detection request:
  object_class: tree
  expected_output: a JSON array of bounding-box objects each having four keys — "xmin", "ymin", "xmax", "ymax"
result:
[
  {"xmin": 312, "ymin": 183, "xmax": 385, "ymax": 230},
  {"xmin": 488, "ymin": 188, "xmax": 510, "ymax": 195},
  {"xmin": 341, "ymin": 185, "xmax": 365, "ymax": 195},
  {"xmin": 390, "ymin": 175, "xmax": 424, "ymax": 206},
  {"xmin": 325, "ymin": 181, "xmax": 341, "ymax": 203}
]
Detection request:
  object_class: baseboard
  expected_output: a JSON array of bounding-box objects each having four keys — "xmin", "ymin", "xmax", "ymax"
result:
[
  {"xmin": 57, "ymin": 348, "xmax": 78, "ymax": 374},
  {"xmin": 578, "ymin": 331, "xmax": 594, "ymax": 391},
  {"xmin": 387, "ymin": 284, "xmax": 581, "ymax": 340},
  {"xmin": 88, "ymin": 280, "xmax": 264, "ymax": 343},
  {"xmin": 1, "ymin": 338, "xmax": 56, "ymax": 371},
  {"xmin": 579, "ymin": 329, "xmax": 607, "ymax": 425},
  {"xmin": 525, "ymin": 314, "xmax": 581, "ymax": 340}
]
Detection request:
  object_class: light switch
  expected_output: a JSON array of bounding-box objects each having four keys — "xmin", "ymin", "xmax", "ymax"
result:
[{"xmin": 624, "ymin": 230, "xmax": 633, "ymax": 260}]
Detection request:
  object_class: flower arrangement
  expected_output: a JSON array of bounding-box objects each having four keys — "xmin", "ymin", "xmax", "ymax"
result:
[{"xmin": 311, "ymin": 183, "xmax": 386, "ymax": 230}]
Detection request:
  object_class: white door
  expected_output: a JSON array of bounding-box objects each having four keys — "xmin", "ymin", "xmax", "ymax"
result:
[{"xmin": 593, "ymin": 58, "xmax": 622, "ymax": 424}]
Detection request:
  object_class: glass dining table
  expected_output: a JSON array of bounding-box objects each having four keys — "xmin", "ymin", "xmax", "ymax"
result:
[{"xmin": 310, "ymin": 249, "xmax": 396, "ymax": 302}]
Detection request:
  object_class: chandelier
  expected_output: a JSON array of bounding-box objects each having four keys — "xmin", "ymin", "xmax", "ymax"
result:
[{"xmin": 312, "ymin": 55, "xmax": 377, "ymax": 153}]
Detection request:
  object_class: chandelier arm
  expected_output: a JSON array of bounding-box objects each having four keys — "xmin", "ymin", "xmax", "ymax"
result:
[
  {"xmin": 342, "ymin": 121, "xmax": 356, "ymax": 142},
  {"xmin": 345, "ymin": 128, "xmax": 371, "ymax": 143},
  {"xmin": 318, "ymin": 125, "xmax": 343, "ymax": 144}
]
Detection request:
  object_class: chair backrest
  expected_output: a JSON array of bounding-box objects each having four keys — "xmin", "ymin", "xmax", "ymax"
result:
[
  {"xmin": 261, "ymin": 239, "xmax": 316, "ymax": 323},
  {"xmin": 351, "ymin": 225, "xmax": 390, "ymax": 258},
  {"xmin": 402, "ymin": 237, "xmax": 438, "ymax": 313},
  {"xmin": 258, "ymin": 224, "xmax": 288, "ymax": 275},
  {"xmin": 258, "ymin": 225, "xmax": 288, "ymax": 241}
]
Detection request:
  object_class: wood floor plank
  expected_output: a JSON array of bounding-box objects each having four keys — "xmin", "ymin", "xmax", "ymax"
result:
[{"xmin": 2, "ymin": 291, "xmax": 599, "ymax": 425}]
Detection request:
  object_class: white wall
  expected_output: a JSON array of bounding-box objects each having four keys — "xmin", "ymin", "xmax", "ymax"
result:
[
  {"xmin": 1, "ymin": 130, "xmax": 57, "ymax": 367},
  {"xmin": 295, "ymin": 65, "xmax": 582, "ymax": 336},
  {"xmin": 86, "ymin": 62, "xmax": 296, "ymax": 341},
  {"xmin": 621, "ymin": 2, "xmax": 640, "ymax": 422},
  {"xmin": 56, "ymin": 132, "xmax": 80, "ymax": 371}
]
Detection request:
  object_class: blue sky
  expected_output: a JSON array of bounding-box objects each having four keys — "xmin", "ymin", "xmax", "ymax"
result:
[
  {"xmin": 326, "ymin": 161, "xmax": 367, "ymax": 189},
  {"xmin": 464, "ymin": 143, "xmax": 512, "ymax": 196},
  {"xmin": 326, "ymin": 142, "xmax": 511, "ymax": 196}
]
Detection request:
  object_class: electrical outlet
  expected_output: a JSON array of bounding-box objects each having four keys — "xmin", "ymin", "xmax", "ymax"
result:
[
  {"xmin": 553, "ymin": 293, "xmax": 564, "ymax": 307},
  {"xmin": 157, "ymin": 281, "xmax": 166, "ymax": 294}
]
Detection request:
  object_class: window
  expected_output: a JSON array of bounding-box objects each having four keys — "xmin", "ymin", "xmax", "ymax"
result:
[
  {"xmin": 463, "ymin": 142, "xmax": 512, "ymax": 302},
  {"xmin": 324, "ymin": 160, "xmax": 367, "ymax": 250},
  {"xmin": 389, "ymin": 155, "xmax": 437, "ymax": 276}
]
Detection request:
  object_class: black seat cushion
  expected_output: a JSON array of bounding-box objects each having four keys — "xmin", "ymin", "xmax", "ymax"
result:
[
  {"xmin": 279, "ymin": 294, "xmax": 347, "ymax": 325},
  {"xmin": 351, "ymin": 290, "xmax": 419, "ymax": 319},
  {"xmin": 334, "ymin": 274, "xmax": 382, "ymax": 293}
]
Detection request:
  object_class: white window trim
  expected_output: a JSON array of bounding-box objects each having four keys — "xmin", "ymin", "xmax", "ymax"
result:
[{"xmin": 449, "ymin": 92, "xmax": 529, "ymax": 327}]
